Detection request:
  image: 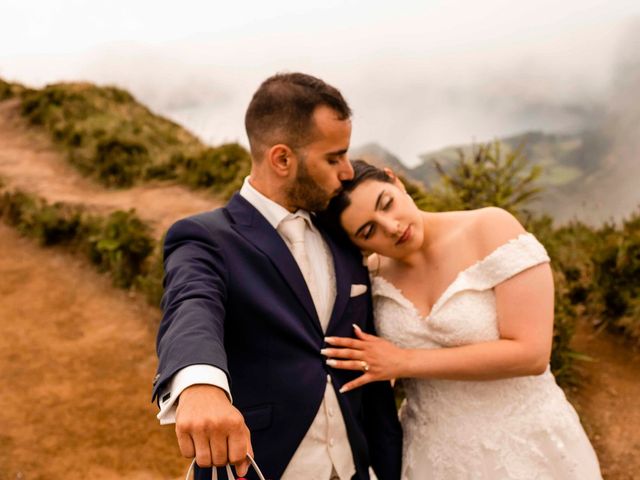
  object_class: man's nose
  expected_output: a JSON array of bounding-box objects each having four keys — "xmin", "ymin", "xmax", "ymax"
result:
[{"xmin": 338, "ymin": 158, "xmax": 354, "ymax": 181}]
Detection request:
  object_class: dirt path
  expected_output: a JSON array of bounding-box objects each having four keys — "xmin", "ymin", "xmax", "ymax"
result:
[
  {"xmin": 0, "ymin": 223, "xmax": 186, "ymax": 479},
  {"xmin": 0, "ymin": 99, "xmax": 222, "ymax": 238},
  {"xmin": 567, "ymin": 321, "xmax": 640, "ymax": 480}
]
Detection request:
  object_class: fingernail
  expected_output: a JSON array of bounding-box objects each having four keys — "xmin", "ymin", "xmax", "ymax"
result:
[
  {"xmin": 324, "ymin": 337, "xmax": 335, "ymax": 343},
  {"xmin": 352, "ymin": 324, "xmax": 362, "ymax": 331},
  {"xmin": 326, "ymin": 359, "xmax": 337, "ymax": 367},
  {"xmin": 339, "ymin": 386, "xmax": 349, "ymax": 393},
  {"xmin": 320, "ymin": 348, "xmax": 329, "ymax": 356}
]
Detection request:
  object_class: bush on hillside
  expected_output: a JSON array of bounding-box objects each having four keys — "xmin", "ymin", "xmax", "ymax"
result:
[
  {"xmin": 430, "ymin": 140, "xmax": 543, "ymax": 216},
  {"xmin": 173, "ymin": 143, "xmax": 251, "ymax": 197},
  {"xmin": 592, "ymin": 210, "xmax": 640, "ymax": 343},
  {"xmin": 87, "ymin": 210, "xmax": 155, "ymax": 288},
  {"xmin": 0, "ymin": 191, "xmax": 84, "ymax": 246},
  {"xmin": 0, "ymin": 188, "xmax": 156, "ymax": 289},
  {"xmin": 136, "ymin": 245, "xmax": 165, "ymax": 307},
  {"xmin": 0, "ymin": 79, "xmax": 26, "ymax": 101},
  {"xmin": 93, "ymin": 137, "xmax": 151, "ymax": 187}
]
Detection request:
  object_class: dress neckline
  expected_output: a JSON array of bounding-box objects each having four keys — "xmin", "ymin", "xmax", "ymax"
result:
[{"xmin": 373, "ymin": 232, "xmax": 536, "ymax": 320}]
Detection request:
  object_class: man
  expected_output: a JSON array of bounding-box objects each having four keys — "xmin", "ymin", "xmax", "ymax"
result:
[{"xmin": 153, "ymin": 72, "xmax": 402, "ymax": 480}]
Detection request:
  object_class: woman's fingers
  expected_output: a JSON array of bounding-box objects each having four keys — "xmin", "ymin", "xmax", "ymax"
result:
[
  {"xmin": 321, "ymin": 347, "xmax": 362, "ymax": 359},
  {"xmin": 339, "ymin": 374, "xmax": 373, "ymax": 393},
  {"xmin": 326, "ymin": 358, "xmax": 370, "ymax": 371},
  {"xmin": 324, "ymin": 336, "xmax": 364, "ymax": 348},
  {"xmin": 352, "ymin": 324, "xmax": 375, "ymax": 340}
]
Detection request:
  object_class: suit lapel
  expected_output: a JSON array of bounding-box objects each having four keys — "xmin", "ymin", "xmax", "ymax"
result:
[
  {"xmin": 315, "ymin": 219, "xmax": 353, "ymax": 333},
  {"xmin": 226, "ymin": 194, "xmax": 322, "ymax": 334}
]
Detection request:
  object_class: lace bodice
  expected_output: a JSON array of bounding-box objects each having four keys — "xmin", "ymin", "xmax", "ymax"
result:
[{"xmin": 372, "ymin": 233, "xmax": 601, "ymax": 479}]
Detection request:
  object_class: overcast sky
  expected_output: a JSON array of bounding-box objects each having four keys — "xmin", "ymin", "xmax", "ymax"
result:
[{"xmin": 1, "ymin": 0, "xmax": 639, "ymax": 165}]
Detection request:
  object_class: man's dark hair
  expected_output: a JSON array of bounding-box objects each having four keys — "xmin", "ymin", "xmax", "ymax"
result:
[{"xmin": 244, "ymin": 72, "xmax": 352, "ymax": 160}]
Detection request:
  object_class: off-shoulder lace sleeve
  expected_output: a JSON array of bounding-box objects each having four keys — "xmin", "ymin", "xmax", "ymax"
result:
[{"xmin": 462, "ymin": 233, "xmax": 550, "ymax": 290}]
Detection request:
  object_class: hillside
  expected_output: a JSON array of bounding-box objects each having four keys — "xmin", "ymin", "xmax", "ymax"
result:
[{"xmin": 0, "ymin": 78, "xmax": 250, "ymax": 196}]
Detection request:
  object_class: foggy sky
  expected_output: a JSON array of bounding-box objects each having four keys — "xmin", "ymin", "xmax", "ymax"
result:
[{"xmin": 1, "ymin": 0, "xmax": 639, "ymax": 166}]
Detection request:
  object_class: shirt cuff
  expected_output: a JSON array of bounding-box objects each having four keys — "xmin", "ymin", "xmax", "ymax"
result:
[{"xmin": 156, "ymin": 364, "xmax": 231, "ymax": 425}]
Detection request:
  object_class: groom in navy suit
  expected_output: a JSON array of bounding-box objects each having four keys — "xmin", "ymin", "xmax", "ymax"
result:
[{"xmin": 153, "ymin": 73, "xmax": 402, "ymax": 480}]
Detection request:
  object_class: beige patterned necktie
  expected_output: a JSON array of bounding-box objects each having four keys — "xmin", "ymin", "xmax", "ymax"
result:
[{"xmin": 278, "ymin": 216, "xmax": 320, "ymax": 316}]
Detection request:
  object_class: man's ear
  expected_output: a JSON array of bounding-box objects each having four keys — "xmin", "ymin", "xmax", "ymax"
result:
[{"xmin": 267, "ymin": 144, "xmax": 295, "ymax": 177}]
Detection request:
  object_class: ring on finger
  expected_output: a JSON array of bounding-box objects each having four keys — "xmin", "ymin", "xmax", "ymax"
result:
[{"xmin": 360, "ymin": 361, "xmax": 369, "ymax": 372}]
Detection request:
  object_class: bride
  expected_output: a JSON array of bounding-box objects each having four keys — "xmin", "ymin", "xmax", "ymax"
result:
[{"xmin": 319, "ymin": 160, "xmax": 602, "ymax": 479}]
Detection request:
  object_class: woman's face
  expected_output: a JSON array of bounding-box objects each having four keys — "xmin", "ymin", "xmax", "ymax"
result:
[{"xmin": 340, "ymin": 178, "xmax": 424, "ymax": 259}]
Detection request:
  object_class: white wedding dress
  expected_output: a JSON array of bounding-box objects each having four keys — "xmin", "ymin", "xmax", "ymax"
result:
[{"xmin": 372, "ymin": 233, "xmax": 602, "ymax": 480}]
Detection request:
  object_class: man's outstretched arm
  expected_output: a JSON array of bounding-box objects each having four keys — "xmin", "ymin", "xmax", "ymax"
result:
[{"xmin": 154, "ymin": 216, "xmax": 252, "ymax": 475}]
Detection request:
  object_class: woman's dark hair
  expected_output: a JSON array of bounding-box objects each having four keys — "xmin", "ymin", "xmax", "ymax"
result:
[{"xmin": 317, "ymin": 159, "xmax": 394, "ymax": 243}]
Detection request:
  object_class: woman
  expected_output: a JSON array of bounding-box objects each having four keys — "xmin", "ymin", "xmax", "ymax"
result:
[{"xmin": 319, "ymin": 160, "xmax": 602, "ymax": 479}]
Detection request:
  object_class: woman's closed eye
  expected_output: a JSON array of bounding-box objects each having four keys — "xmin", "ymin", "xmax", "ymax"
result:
[
  {"xmin": 359, "ymin": 197, "xmax": 394, "ymax": 239},
  {"xmin": 363, "ymin": 224, "xmax": 375, "ymax": 239}
]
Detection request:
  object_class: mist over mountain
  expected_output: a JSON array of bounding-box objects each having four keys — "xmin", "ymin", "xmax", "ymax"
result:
[{"xmin": 356, "ymin": 21, "xmax": 640, "ymax": 225}]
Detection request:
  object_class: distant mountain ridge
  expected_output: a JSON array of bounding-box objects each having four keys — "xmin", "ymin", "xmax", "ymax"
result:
[{"xmin": 354, "ymin": 123, "xmax": 639, "ymax": 225}]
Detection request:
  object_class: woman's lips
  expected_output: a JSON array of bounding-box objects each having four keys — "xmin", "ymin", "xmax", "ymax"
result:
[{"xmin": 396, "ymin": 225, "xmax": 412, "ymax": 245}]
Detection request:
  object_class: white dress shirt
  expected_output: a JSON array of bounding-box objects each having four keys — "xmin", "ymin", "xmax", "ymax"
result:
[{"xmin": 157, "ymin": 177, "xmax": 355, "ymax": 480}]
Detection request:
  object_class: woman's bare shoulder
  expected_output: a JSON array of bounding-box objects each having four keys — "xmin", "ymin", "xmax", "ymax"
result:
[{"xmin": 456, "ymin": 207, "xmax": 527, "ymax": 258}]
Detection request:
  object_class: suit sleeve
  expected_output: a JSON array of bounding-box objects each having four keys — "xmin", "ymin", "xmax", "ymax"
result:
[
  {"xmin": 362, "ymin": 278, "xmax": 403, "ymax": 480},
  {"xmin": 152, "ymin": 216, "xmax": 230, "ymax": 403}
]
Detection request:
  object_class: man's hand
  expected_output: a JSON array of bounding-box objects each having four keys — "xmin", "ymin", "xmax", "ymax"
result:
[{"xmin": 175, "ymin": 384, "xmax": 252, "ymax": 476}]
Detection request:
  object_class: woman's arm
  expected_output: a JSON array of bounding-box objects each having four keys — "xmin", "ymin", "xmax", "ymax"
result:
[{"xmin": 324, "ymin": 261, "xmax": 554, "ymax": 392}]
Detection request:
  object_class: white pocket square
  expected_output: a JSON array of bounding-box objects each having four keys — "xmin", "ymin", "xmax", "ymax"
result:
[{"xmin": 350, "ymin": 284, "xmax": 368, "ymax": 297}]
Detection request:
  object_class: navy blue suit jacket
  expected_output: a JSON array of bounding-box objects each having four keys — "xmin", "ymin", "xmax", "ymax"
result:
[{"xmin": 153, "ymin": 193, "xmax": 402, "ymax": 480}]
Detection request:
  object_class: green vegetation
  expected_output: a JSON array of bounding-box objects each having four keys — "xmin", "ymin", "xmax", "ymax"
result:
[
  {"xmin": 0, "ymin": 79, "xmax": 27, "ymax": 101},
  {"xmin": 591, "ymin": 212, "xmax": 640, "ymax": 343},
  {"xmin": 429, "ymin": 140, "xmax": 542, "ymax": 215},
  {"xmin": 0, "ymin": 187, "xmax": 160, "ymax": 292},
  {"xmin": 10, "ymin": 80, "xmax": 250, "ymax": 195}
]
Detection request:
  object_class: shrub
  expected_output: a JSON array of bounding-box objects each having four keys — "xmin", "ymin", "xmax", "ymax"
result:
[
  {"xmin": 136, "ymin": 246, "xmax": 165, "ymax": 307},
  {"xmin": 87, "ymin": 210, "xmax": 155, "ymax": 288},
  {"xmin": 0, "ymin": 191, "xmax": 84, "ymax": 246},
  {"xmin": 0, "ymin": 188, "xmax": 156, "ymax": 289},
  {"xmin": 591, "ymin": 210, "xmax": 640, "ymax": 343},
  {"xmin": 430, "ymin": 140, "xmax": 543, "ymax": 216},
  {"xmin": 177, "ymin": 143, "xmax": 251, "ymax": 197},
  {"xmin": 93, "ymin": 137, "xmax": 151, "ymax": 187},
  {"xmin": 0, "ymin": 79, "xmax": 26, "ymax": 101}
]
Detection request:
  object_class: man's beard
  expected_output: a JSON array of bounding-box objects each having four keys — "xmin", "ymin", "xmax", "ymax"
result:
[{"xmin": 285, "ymin": 157, "xmax": 335, "ymax": 212}]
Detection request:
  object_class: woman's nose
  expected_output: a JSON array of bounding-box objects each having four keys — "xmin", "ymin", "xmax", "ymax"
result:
[{"xmin": 379, "ymin": 217, "xmax": 400, "ymax": 236}]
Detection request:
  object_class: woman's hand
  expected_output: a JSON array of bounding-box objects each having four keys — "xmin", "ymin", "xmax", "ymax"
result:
[{"xmin": 322, "ymin": 324, "xmax": 407, "ymax": 392}]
